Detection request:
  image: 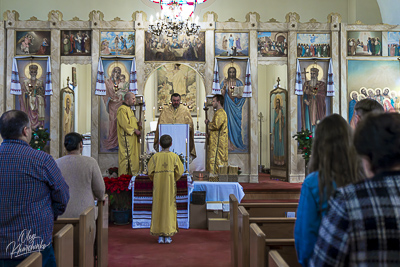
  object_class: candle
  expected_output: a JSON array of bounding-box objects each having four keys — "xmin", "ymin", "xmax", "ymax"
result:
[
  {"xmin": 153, "ymin": 107, "xmax": 155, "ymax": 121},
  {"xmin": 204, "ymin": 100, "xmax": 206, "ymax": 109}
]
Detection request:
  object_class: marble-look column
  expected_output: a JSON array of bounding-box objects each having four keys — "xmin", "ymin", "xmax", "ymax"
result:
[
  {"xmin": 248, "ymin": 13, "xmax": 259, "ymax": 183},
  {"xmin": 90, "ymin": 11, "xmax": 103, "ymax": 165},
  {"xmin": 286, "ymin": 12, "xmax": 304, "ymax": 183},
  {"xmin": 205, "ymin": 13, "xmax": 216, "ymax": 93},
  {"xmin": 49, "ymin": 11, "xmax": 62, "ymax": 158},
  {"xmin": 5, "ymin": 11, "xmax": 16, "ymax": 112},
  {"xmin": 330, "ymin": 14, "xmax": 341, "ymax": 115}
]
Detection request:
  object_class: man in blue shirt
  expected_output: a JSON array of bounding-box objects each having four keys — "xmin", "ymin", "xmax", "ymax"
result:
[{"xmin": 0, "ymin": 110, "xmax": 69, "ymax": 267}]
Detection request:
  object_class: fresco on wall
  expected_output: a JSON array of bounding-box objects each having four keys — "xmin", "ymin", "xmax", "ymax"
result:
[
  {"xmin": 61, "ymin": 30, "xmax": 91, "ymax": 56},
  {"xmin": 145, "ymin": 32, "xmax": 205, "ymax": 61},
  {"xmin": 217, "ymin": 59, "xmax": 249, "ymax": 153},
  {"xmin": 215, "ymin": 32, "xmax": 249, "ymax": 57},
  {"xmin": 387, "ymin": 32, "xmax": 400, "ymax": 56},
  {"xmin": 16, "ymin": 31, "xmax": 51, "ymax": 55},
  {"xmin": 101, "ymin": 31, "xmax": 135, "ymax": 56},
  {"xmin": 257, "ymin": 32, "xmax": 287, "ymax": 57},
  {"xmin": 347, "ymin": 31, "xmax": 382, "ymax": 56},
  {"xmin": 99, "ymin": 59, "xmax": 132, "ymax": 153},
  {"xmin": 297, "ymin": 33, "xmax": 330, "ymax": 57}
]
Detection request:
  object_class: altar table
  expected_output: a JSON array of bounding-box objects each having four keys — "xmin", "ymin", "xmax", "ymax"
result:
[
  {"xmin": 145, "ymin": 132, "xmax": 206, "ymax": 172},
  {"xmin": 129, "ymin": 174, "xmax": 193, "ymax": 229},
  {"xmin": 193, "ymin": 181, "xmax": 245, "ymax": 202}
]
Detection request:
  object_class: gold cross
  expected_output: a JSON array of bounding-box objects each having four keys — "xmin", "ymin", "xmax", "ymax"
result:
[{"xmin": 162, "ymin": 162, "xmax": 168, "ymax": 169}]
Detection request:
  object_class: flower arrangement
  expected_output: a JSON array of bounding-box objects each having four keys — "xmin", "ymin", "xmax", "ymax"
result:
[
  {"xmin": 104, "ymin": 174, "xmax": 132, "ymax": 211},
  {"xmin": 107, "ymin": 167, "xmax": 119, "ymax": 177},
  {"xmin": 292, "ymin": 129, "xmax": 313, "ymax": 164}
]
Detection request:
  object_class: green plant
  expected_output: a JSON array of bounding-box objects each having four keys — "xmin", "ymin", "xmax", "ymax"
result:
[
  {"xmin": 30, "ymin": 127, "xmax": 50, "ymax": 151},
  {"xmin": 293, "ymin": 129, "xmax": 313, "ymax": 164},
  {"xmin": 104, "ymin": 175, "xmax": 132, "ymax": 211}
]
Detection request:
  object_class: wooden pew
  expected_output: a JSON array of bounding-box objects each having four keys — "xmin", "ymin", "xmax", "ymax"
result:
[
  {"xmin": 54, "ymin": 206, "xmax": 96, "ymax": 267},
  {"xmin": 269, "ymin": 250, "xmax": 289, "ymax": 267},
  {"xmin": 53, "ymin": 224, "xmax": 74, "ymax": 267},
  {"xmin": 96, "ymin": 195, "xmax": 109, "ymax": 267},
  {"xmin": 16, "ymin": 252, "xmax": 42, "ymax": 267},
  {"xmin": 249, "ymin": 223, "xmax": 300, "ymax": 267},
  {"xmin": 230, "ymin": 194, "xmax": 298, "ymax": 267},
  {"xmin": 229, "ymin": 194, "xmax": 239, "ymax": 267},
  {"xmin": 238, "ymin": 206, "xmax": 296, "ymax": 267}
]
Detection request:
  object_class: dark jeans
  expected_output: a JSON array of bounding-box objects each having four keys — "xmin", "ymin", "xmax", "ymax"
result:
[{"xmin": 0, "ymin": 244, "xmax": 56, "ymax": 267}]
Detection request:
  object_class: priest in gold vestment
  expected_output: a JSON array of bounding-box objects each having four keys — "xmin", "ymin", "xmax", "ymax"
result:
[
  {"xmin": 148, "ymin": 134, "xmax": 184, "ymax": 244},
  {"xmin": 205, "ymin": 94, "xmax": 228, "ymax": 174},
  {"xmin": 117, "ymin": 92, "xmax": 141, "ymax": 176},
  {"xmin": 154, "ymin": 93, "xmax": 196, "ymax": 159}
]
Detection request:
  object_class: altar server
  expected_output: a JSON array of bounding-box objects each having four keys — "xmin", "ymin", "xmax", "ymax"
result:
[{"xmin": 148, "ymin": 134, "xmax": 184, "ymax": 244}]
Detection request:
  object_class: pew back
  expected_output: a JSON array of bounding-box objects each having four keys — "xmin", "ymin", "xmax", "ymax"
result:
[
  {"xmin": 16, "ymin": 252, "xmax": 42, "ymax": 267},
  {"xmin": 53, "ymin": 224, "xmax": 74, "ymax": 267},
  {"xmin": 268, "ymin": 250, "xmax": 289, "ymax": 267},
  {"xmin": 242, "ymin": 203, "xmax": 298, "ymax": 217},
  {"xmin": 229, "ymin": 194, "xmax": 239, "ymax": 267},
  {"xmin": 96, "ymin": 195, "xmax": 109, "ymax": 267}
]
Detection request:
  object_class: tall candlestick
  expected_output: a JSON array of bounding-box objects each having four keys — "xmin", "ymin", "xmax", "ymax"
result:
[
  {"xmin": 197, "ymin": 107, "xmax": 199, "ymax": 122},
  {"xmin": 153, "ymin": 107, "xmax": 155, "ymax": 121},
  {"xmin": 185, "ymin": 138, "xmax": 188, "ymax": 171}
]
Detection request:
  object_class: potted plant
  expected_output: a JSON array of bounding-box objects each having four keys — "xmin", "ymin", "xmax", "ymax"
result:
[
  {"xmin": 293, "ymin": 129, "xmax": 313, "ymax": 175},
  {"xmin": 103, "ymin": 173, "xmax": 132, "ymax": 225}
]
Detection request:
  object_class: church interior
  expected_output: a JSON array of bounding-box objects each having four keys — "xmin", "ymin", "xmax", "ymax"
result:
[{"xmin": 0, "ymin": 0, "xmax": 399, "ymax": 265}]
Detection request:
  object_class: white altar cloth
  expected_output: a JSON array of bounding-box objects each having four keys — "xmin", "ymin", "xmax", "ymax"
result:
[{"xmin": 193, "ymin": 181, "xmax": 245, "ymax": 202}]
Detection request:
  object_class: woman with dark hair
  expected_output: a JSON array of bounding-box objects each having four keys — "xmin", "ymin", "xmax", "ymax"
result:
[
  {"xmin": 311, "ymin": 113, "xmax": 400, "ymax": 265},
  {"xmin": 56, "ymin": 132, "xmax": 105, "ymax": 234},
  {"xmin": 294, "ymin": 114, "xmax": 364, "ymax": 266}
]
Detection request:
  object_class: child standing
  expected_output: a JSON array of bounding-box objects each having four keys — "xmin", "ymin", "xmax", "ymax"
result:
[{"xmin": 148, "ymin": 134, "xmax": 184, "ymax": 244}]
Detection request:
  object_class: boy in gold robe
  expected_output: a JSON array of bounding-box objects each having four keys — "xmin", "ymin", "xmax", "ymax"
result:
[
  {"xmin": 117, "ymin": 92, "xmax": 141, "ymax": 176},
  {"xmin": 205, "ymin": 94, "xmax": 228, "ymax": 174},
  {"xmin": 148, "ymin": 134, "xmax": 184, "ymax": 244}
]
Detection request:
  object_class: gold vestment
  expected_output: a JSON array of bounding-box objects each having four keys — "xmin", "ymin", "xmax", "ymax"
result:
[
  {"xmin": 117, "ymin": 104, "xmax": 140, "ymax": 176},
  {"xmin": 208, "ymin": 108, "xmax": 228, "ymax": 174},
  {"xmin": 148, "ymin": 151, "xmax": 184, "ymax": 236}
]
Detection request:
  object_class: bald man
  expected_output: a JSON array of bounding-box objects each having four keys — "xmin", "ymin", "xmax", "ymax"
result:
[{"xmin": 117, "ymin": 92, "xmax": 141, "ymax": 176}]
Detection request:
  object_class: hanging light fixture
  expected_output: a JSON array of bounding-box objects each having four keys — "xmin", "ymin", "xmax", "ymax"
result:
[{"xmin": 148, "ymin": 0, "xmax": 206, "ymax": 37}]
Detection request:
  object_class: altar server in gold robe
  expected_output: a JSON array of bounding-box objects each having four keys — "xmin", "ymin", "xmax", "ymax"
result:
[
  {"xmin": 205, "ymin": 94, "xmax": 228, "ymax": 174},
  {"xmin": 117, "ymin": 92, "xmax": 141, "ymax": 176},
  {"xmin": 148, "ymin": 134, "xmax": 184, "ymax": 244},
  {"xmin": 154, "ymin": 93, "xmax": 196, "ymax": 159}
]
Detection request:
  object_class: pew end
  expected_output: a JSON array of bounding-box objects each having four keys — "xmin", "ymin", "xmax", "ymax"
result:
[
  {"xmin": 16, "ymin": 252, "xmax": 42, "ymax": 267},
  {"xmin": 53, "ymin": 224, "xmax": 74, "ymax": 267}
]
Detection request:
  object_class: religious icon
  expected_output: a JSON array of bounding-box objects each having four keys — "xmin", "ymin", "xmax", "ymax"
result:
[
  {"xmin": 215, "ymin": 32, "xmax": 249, "ymax": 57},
  {"xmin": 156, "ymin": 63, "xmax": 198, "ymax": 115},
  {"xmin": 297, "ymin": 60, "xmax": 331, "ymax": 133},
  {"xmin": 297, "ymin": 33, "xmax": 330, "ymax": 58},
  {"xmin": 100, "ymin": 31, "xmax": 135, "ymax": 56},
  {"xmin": 217, "ymin": 59, "xmax": 249, "ymax": 153},
  {"xmin": 15, "ymin": 31, "xmax": 51, "ymax": 55},
  {"xmin": 387, "ymin": 32, "xmax": 400, "ymax": 57},
  {"xmin": 144, "ymin": 32, "xmax": 205, "ymax": 62},
  {"xmin": 60, "ymin": 78, "xmax": 75, "ymax": 156},
  {"xmin": 347, "ymin": 31, "xmax": 382, "ymax": 56},
  {"xmin": 61, "ymin": 30, "xmax": 91, "ymax": 56},
  {"xmin": 257, "ymin": 32, "xmax": 287, "ymax": 57},
  {"xmin": 99, "ymin": 59, "xmax": 132, "ymax": 153},
  {"xmin": 270, "ymin": 84, "xmax": 288, "ymax": 181}
]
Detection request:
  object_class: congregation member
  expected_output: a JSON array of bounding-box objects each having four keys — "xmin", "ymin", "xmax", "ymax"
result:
[
  {"xmin": 294, "ymin": 114, "xmax": 364, "ymax": 266},
  {"xmin": 148, "ymin": 134, "xmax": 184, "ymax": 244},
  {"xmin": 0, "ymin": 110, "xmax": 69, "ymax": 266},
  {"xmin": 154, "ymin": 93, "xmax": 196, "ymax": 159},
  {"xmin": 310, "ymin": 113, "xmax": 400, "ymax": 266},
  {"xmin": 353, "ymin": 98, "xmax": 383, "ymax": 126},
  {"xmin": 205, "ymin": 94, "xmax": 228, "ymax": 174},
  {"xmin": 56, "ymin": 132, "xmax": 105, "ymax": 236},
  {"xmin": 117, "ymin": 92, "xmax": 141, "ymax": 176}
]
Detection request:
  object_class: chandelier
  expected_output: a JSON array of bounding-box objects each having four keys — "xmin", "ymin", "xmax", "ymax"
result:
[{"xmin": 148, "ymin": 0, "xmax": 206, "ymax": 37}]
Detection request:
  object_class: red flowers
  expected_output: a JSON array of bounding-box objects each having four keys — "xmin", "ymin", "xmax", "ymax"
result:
[{"xmin": 104, "ymin": 174, "xmax": 132, "ymax": 211}]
